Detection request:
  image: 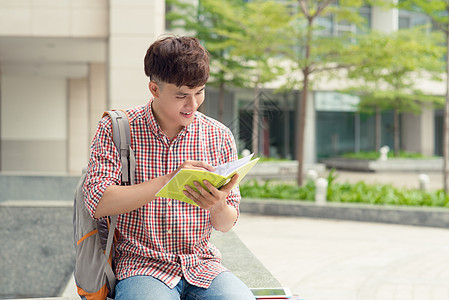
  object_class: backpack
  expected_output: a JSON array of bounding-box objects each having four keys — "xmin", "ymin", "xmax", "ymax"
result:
[{"xmin": 73, "ymin": 110, "xmax": 135, "ymax": 300}]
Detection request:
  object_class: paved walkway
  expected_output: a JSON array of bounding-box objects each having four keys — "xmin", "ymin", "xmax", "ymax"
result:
[{"xmin": 234, "ymin": 213, "xmax": 449, "ymax": 300}]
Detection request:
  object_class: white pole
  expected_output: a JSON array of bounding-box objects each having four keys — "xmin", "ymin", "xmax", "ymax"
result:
[{"xmin": 315, "ymin": 178, "xmax": 328, "ymax": 205}]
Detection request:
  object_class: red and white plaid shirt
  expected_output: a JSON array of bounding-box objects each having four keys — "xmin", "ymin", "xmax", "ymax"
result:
[{"xmin": 83, "ymin": 99, "xmax": 241, "ymax": 288}]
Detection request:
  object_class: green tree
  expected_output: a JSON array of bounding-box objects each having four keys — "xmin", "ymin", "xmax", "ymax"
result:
[
  {"xmin": 220, "ymin": 0, "xmax": 292, "ymax": 155},
  {"xmin": 284, "ymin": 0, "xmax": 369, "ymax": 185},
  {"xmin": 344, "ymin": 27, "xmax": 444, "ymax": 156},
  {"xmin": 166, "ymin": 0, "xmax": 249, "ymax": 122},
  {"xmin": 398, "ymin": 0, "xmax": 449, "ymax": 193}
]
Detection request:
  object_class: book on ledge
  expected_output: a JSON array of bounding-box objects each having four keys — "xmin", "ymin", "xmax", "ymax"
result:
[
  {"xmin": 155, "ymin": 154, "xmax": 259, "ymax": 206},
  {"xmin": 250, "ymin": 287, "xmax": 295, "ymax": 299}
]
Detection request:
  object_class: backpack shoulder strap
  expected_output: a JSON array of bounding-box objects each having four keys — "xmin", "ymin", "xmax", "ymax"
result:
[
  {"xmin": 101, "ymin": 110, "xmax": 136, "ymax": 287},
  {"xmin": 103, "ymin": 110, "xmax": 136, "ymax": 186}
]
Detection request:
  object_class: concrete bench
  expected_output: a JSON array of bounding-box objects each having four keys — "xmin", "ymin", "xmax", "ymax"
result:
[
  {"xmin": 212, "ymin": 230, "xmax": 280, "ymax": 288},
  {"xmin": 1, "ymin": 202, "xmax": 279, "ymax": 300}
]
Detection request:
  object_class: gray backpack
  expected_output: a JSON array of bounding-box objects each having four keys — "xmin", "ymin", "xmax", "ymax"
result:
[{"xmin": 73, "ymin": 110, "xmax": 135, "ymax": 300}]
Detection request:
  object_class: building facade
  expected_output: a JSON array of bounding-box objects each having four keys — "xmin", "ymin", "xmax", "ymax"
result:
[
  {"xmin": 0, "ymin": 0, "xmax": 165, "ymax": 173},
  {"xmin": 0, "ymin": 0, "xmax": 443, "ymax": 174}
]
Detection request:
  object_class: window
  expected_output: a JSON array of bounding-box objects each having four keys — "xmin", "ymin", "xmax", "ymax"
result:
[
  {"xmin": 315, "ymin": 5, "xmax": 372, "ymax": 37},
  {"xmin": 398, "ymin": 9, "xmax": 431, "ymax": 30}
]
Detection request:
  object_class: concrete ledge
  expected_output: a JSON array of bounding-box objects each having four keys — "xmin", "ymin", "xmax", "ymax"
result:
[
  {"xmin": 14, "ymin": 231, "xmax": 280, "ymax": 300},
  {"xmin": 2, "ymin": 203, "xmax": 279, "ymax": 299},
  {"xmin": 0, "ymin": 173, "xmax": 79, "ymax": 202},
  {"xmin": 0, "ymin": 206, "xmax": 75, "ymax": 299},
  {"xmin": 13, "ymin": 298, "xmax": 76, "ymax": 300},
  {"xmin": 211, "ymin": 231, "xmax": 280, "ymax": 288},
  {"xmin": 240, "ymin": 198, "xmax": 449, "ymax": 228},
  {"xmin": 322, "ymin": 157, "xmax": 443, "ymax": 172}
]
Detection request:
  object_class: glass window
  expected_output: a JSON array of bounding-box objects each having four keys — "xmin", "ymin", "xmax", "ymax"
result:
[
  {"xmin": 235, "ymin": 90, "xmax": 294, "ymax": 159},
  {"xmin": 315, "ymin": 91, "xmax": 359, "ymax": 112},
  {"xmin": 357, "ymin": 10, "xmax": 372, "ymax": 33},
  {"xmin": 359, "ymin": 113, "xmax": 376, "ymax": 151},
  {"xmin": 398, "ymin": 10, "xmax": 431, "ymax": 29},
  {"xmin": 316, "ymin": 15, "xmax": 334, "ymax": 36},
  {"xmin": 315, "ymin": 90, "xmax": 396, "ymax": 159},
  {"xmin": 398, "ymin": 16, "xmax": 410, "ymax": 29},
  {"xmin": 316, "ymin": 111, "xmax": 356, "ymax": 159}
]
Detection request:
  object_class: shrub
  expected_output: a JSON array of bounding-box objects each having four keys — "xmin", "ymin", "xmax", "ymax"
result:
[
  {"xmin": 340, "ymin": 150, "xmax": 434, "ymax": 160},
  {"xmin": 240, "ymin": 171, "xmax": 449, "ymax": 208}
]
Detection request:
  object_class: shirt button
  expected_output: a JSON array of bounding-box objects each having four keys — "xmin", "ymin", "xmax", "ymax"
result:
[
  {"xmin": 167, "ymin": 229, "xmax": 172, "ymax": 234},
  {"xmin": 168, "ymin": 201, "xmax": 172, "ymax": 206}
]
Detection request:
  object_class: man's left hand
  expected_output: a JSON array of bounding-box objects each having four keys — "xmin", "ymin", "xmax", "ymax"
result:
[{"xmin": 183, "ymin": 174, "xmax": 239, "ymax": 212}]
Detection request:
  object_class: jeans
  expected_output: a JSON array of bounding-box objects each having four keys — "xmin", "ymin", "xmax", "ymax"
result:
[{"xmin": 115, "ymin": 271, "xmax": 255, "ymax": 300}]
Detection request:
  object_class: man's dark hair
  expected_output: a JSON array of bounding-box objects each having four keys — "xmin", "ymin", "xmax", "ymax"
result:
[{"xmin": 144, "ymin": 36, "xmax": 210, "ymax": 88}]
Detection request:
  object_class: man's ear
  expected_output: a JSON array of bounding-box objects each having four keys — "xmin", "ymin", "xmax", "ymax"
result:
[{"xmin": 148, "ymin": 81, "xmax": 160, "ymax": 98}]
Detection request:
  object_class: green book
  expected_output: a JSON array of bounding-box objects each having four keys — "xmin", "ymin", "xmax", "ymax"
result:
[{"xmin": 156, "ymin": 154, "xmax": 259, "ymax": 206}]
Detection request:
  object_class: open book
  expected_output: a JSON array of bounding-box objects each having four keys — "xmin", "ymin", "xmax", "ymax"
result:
[{"xmin": 155, "ymin": 154, "xmax": 259, "ymax": 206}]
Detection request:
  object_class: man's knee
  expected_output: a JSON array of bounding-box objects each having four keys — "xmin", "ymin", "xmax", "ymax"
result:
[
  {"xmin": 115, "ymin": 275, "xmax": 178, "ymax": 300},
  {"xmin": 198, "ymin": 272, "xmax": 255, "ymax": 300}
]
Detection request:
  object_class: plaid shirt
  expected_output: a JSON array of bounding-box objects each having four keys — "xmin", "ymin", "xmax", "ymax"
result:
[{"xmin": 83, "ymin": 99, "xmax": 241, "ymax": 288}]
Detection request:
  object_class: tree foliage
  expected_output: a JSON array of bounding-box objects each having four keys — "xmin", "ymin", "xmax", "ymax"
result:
[
  {"xmin": 167, "ymin": 0, "xmax": 447, "ymax": 187},
  {"xmin": 345, "ymin": 27, "xmax": 444, "ymax": 113},
  {"xmin": 168, "ymin": 0, "xmax": 293, "ymax": 154},
  {"xmin": 281, "ymin": 0, "xmax": 371, "ymax": 185},
  {"xmin": 166, "ymin": 0, "xmax": 250, "ymax": 121},
  {"xmin": 221, "ymin": 0, "xmax": 291, "ymax": 87},
  {"xmin": 397, "ymin": 0, "xmax": 449, "ymax": 192},
  {"xmin": 217, "ymin": 0, "xmax": 293, "ymax": 155}
]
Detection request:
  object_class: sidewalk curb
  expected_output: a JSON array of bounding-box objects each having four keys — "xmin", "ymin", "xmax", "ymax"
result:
[
  {"xmin": 240, "ymin": 198, "xmax": 449, "ymax": 228},
  {"xmin": 61, "ymin": 274, "xmax": 77, "ymax": 298}
]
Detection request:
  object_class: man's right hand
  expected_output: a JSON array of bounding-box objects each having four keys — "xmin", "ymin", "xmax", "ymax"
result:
[{"xmin": 170, "ymin": 160, "xmax": 215, "ymax": 179}]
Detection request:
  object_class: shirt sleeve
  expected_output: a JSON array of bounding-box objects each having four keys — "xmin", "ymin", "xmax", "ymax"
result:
[{"xmin": 83, "ymin": 116, "xmax": 121, "ymax": 219}]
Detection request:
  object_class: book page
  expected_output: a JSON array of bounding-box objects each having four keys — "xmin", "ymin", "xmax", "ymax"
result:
[
  {"xmin": 213, "ymin": 153, "xmax": 254, "ymax": 176},
  {"xmin": 220, "ymin": 157, "xmax": 259, "ymax": 189}
]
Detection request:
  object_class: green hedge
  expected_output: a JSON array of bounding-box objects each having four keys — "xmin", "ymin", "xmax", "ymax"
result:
[
  {"xmin": 340, "ymin": 150, "xmax": 435, "ymax": 160},
  {"xmin": 240, "ymin": 170, "xmax": 449, "ymax": 208}
]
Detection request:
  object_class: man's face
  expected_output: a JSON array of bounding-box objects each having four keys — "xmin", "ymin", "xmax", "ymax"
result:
[{"xmin": 150, "ymin": 81, "xmax": 205, "ymax": 135}]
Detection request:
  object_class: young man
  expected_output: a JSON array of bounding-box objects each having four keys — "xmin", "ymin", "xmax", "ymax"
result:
[{"xmin": 83, "ymin": 36, "xmax": 255, "ymax": 300}]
